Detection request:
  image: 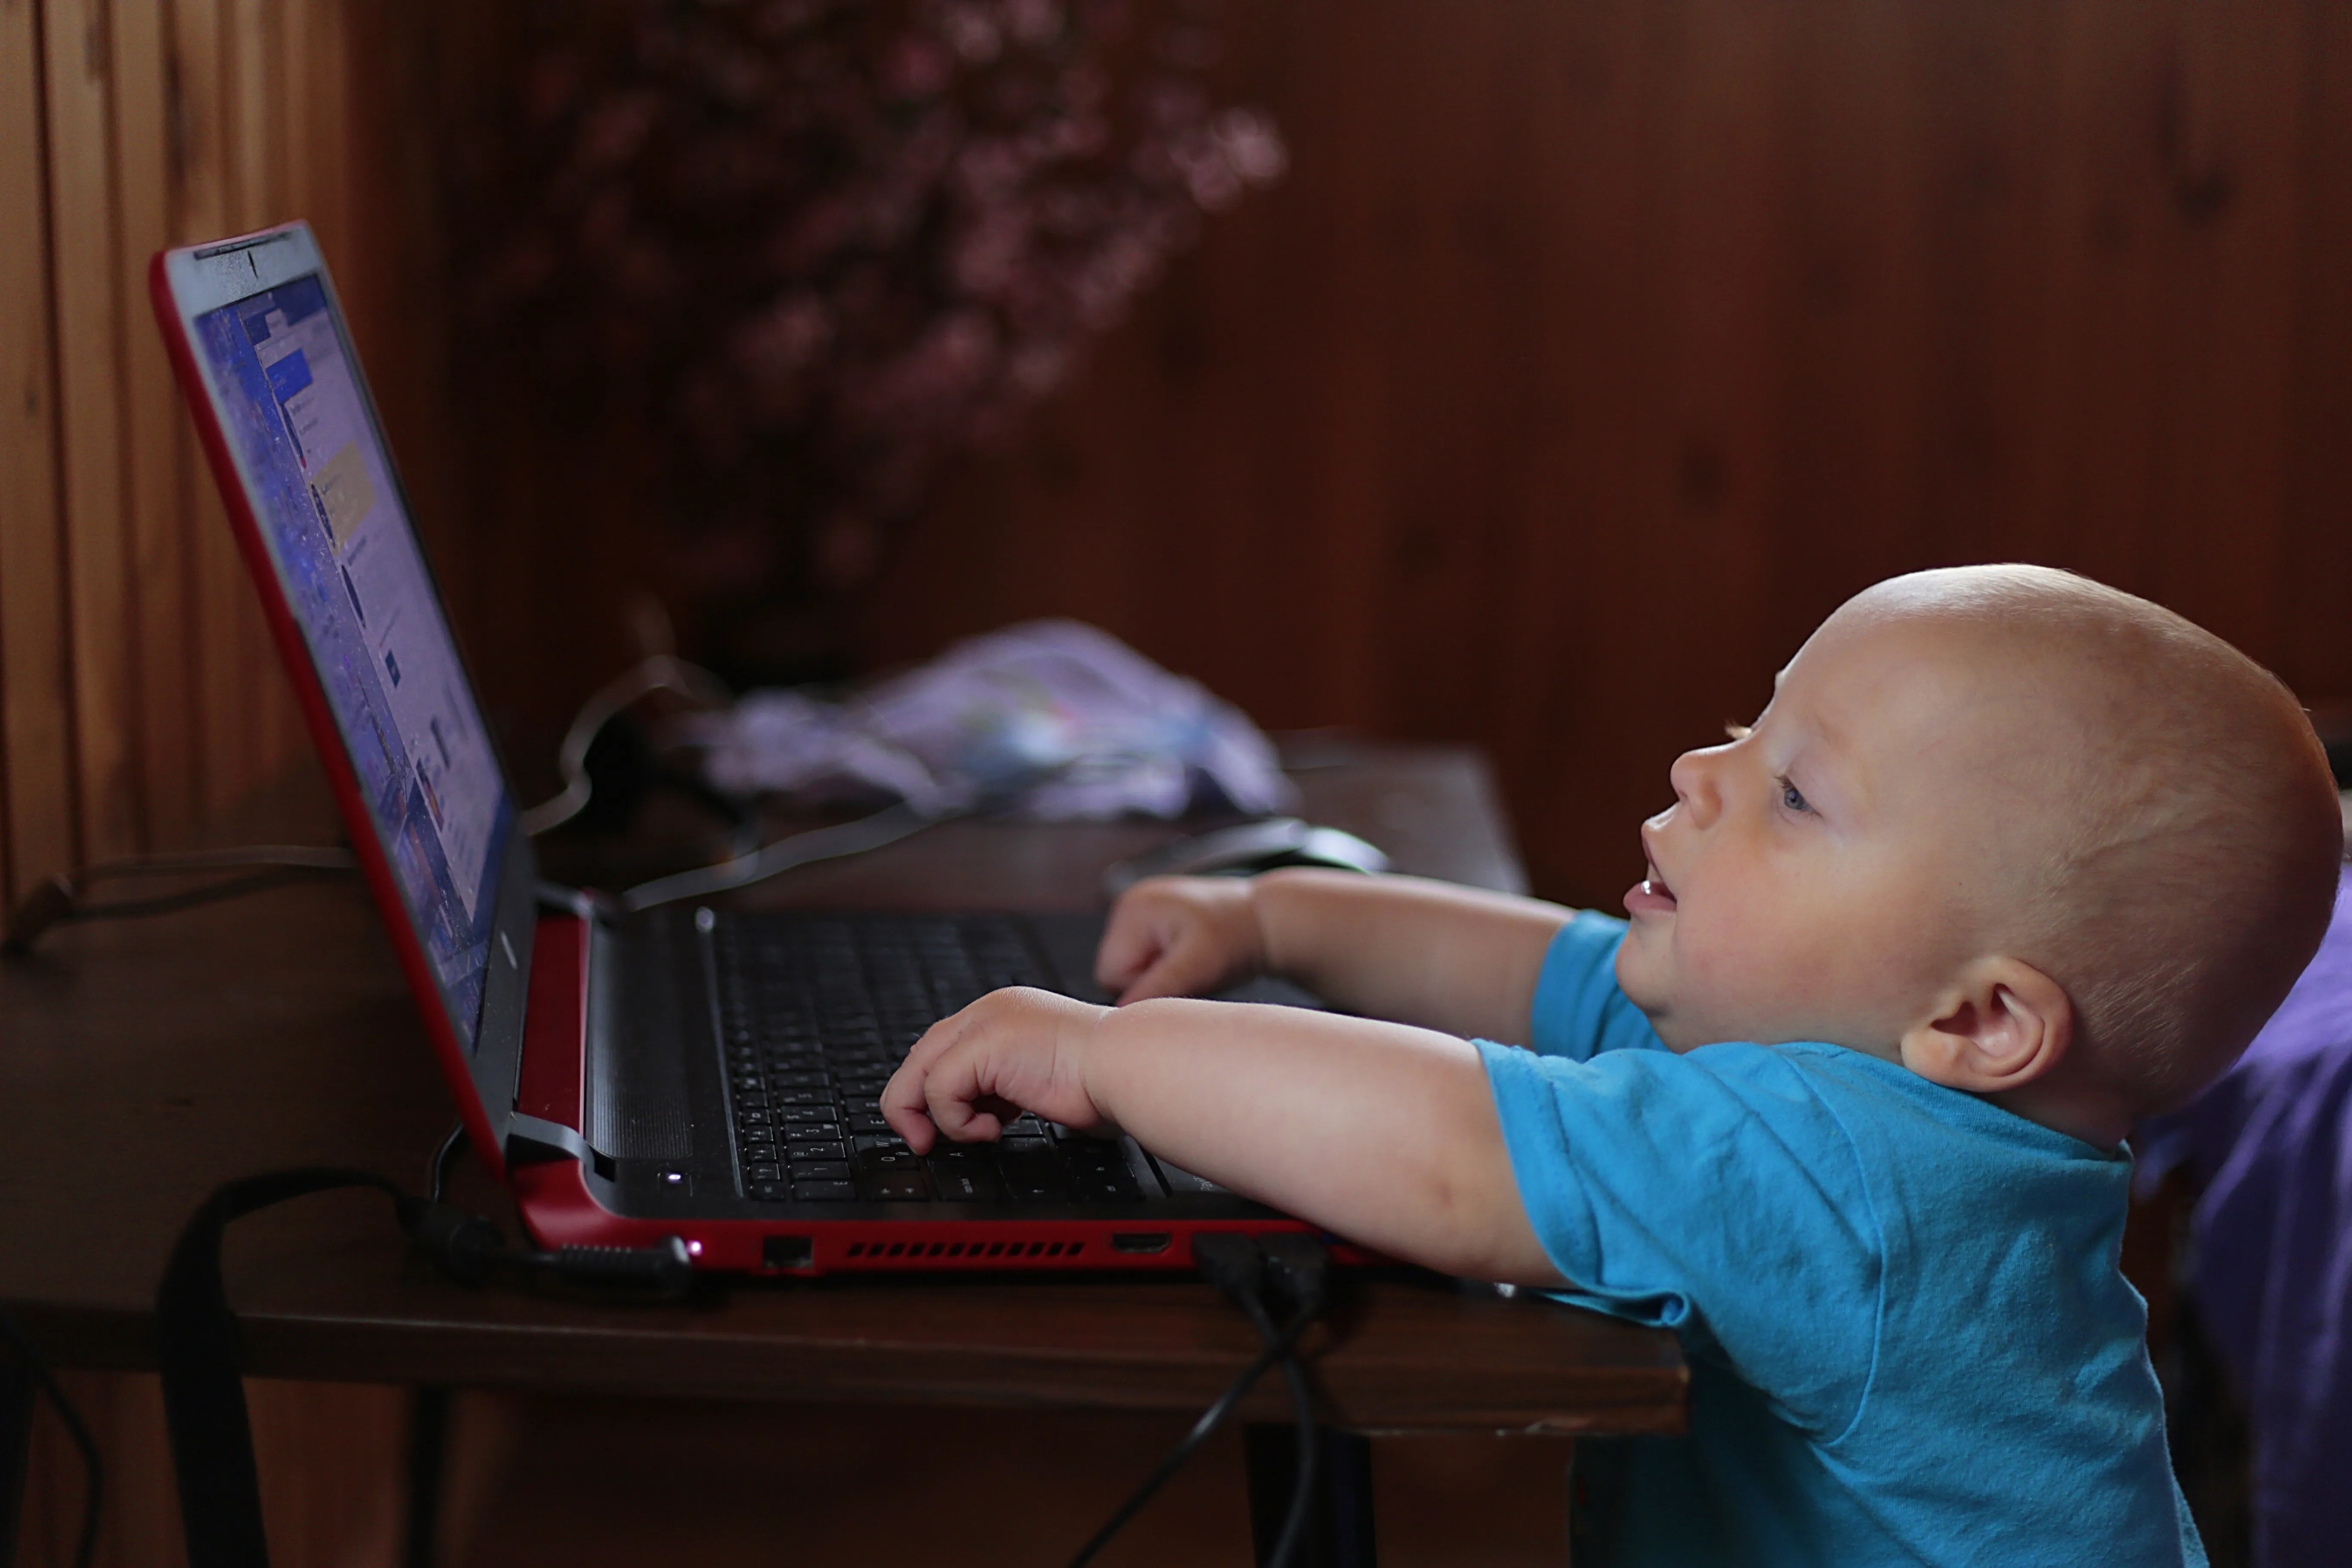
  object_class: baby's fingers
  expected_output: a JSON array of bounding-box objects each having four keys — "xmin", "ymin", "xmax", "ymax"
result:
[
  {"xmin": 923, "ymin": 1056, "xmax": 1004, "ymax": 1145},
  {"xmin": 882, "ymin": 1013, "xmax": 969, "ymax": 1151},
  {"xmin": 1094, "ymin": 905, "xmax": 1173, "ymax": 993},
  {"xmin": 1115, "ymin": 947, "xmax": 1214, "ymax": 1006}
]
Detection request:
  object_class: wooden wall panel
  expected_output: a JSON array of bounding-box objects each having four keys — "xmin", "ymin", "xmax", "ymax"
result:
[
  {"xmin": 111, "ymin": 0, "xmax": 195, "ymax": 851},
  {"xmin": 44, "ymin": 0, "xmax": 141, "ymax": 863},
  {"xmin": 9, "ymin": 4, "xmax": 423, "ymax": 1563},
  {"xmin": 1, "ymin": 0, "xmax": 78, "ymax": 900},
  {"xmin": 0, "ymin": 0, "xmax": 355, "ymax": 907},
  {"xmin": 848, "ymin": 0, "xmax": 2352, "ymax": 905}
]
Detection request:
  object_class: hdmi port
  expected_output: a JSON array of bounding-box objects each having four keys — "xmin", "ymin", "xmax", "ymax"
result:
[{"xmin": 1111, "ymin": 1231, "xmax": 1172, "ymax": 1255}]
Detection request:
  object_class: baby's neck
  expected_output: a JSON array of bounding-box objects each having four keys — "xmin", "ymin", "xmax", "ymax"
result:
[
  {"xmin": 1825, "ymin": 1035, "xmax": 2133, "ymax": 1149},
  {"xmin": 1972, "ymin": 1077, "xmax": 2130, "ymax": 1150}
]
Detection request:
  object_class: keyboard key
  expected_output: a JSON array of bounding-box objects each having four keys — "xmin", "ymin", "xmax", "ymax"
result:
[
  {"xmin": 858, "ymin": 1170, "xmax": 931, "ymax": 1201},
  {"xmin": 794, "ymin": 1180, "xmax": 857, "ymax": 1202},
  {"xmin": 751, "ymin": 1181, "xmax": 790, "ymax": 1202},
  {"xmin": 997, "ymin": 1147, "xmax": 1077, "ymax": 1203},
  {"xmin": 747, "ymin": 1162, "xmax": 781, "ymax": 1182},
  {"xmin": 927, "ymin": 1154, "xmax": 1007, "ymax": 1203},
  {"xmin": 714, "ymin": 913, "xmax": 1078, "ymax": 1199},
  {"xmin": 1078, "ymin": 1176, "xmax": 1143, "ymax": 1204}
]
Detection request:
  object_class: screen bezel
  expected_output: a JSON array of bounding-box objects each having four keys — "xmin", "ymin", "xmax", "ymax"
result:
[{"xmin": 152, "ymin": 222, "xmax": 536, "ymax": 1179}]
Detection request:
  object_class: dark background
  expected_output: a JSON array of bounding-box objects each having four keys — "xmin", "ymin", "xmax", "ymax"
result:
[
  {"xmin": 421, "ymin": 0, "xmax": 2352, "ymax": 909},
  {"xmin": 9, "ymin": 0, "xmax": 2351, "ymax": 910}
]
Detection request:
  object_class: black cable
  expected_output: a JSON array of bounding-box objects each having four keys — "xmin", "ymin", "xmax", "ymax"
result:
[
  {"xmin": 426, "ymin": 1124, "xmax": 467, "ymax": 1206},
  {"xmin": 1066, "ymin": 1234, "xmax": 1330, "ymax": 1568},
  {"xmin": 59, "ymin": 868, "xmax": 343, "ymax": 922},
  {"xmin": 2, "ymin": 847, "xmax": 358, "ymax": 953},
  {"xmin": 0, "ymin": 1303, "xmax": 103, "ymax": 1568},
  {"xmin": 1063, "ymin": 1298, "xmax": 1321, "ymax": 1567},
  {"xmin": 156, "ymin": 1167, "xmax": 696, "ymax": 1567},
  {"xmin": 1228, "ymin": 1273, "xmax": 1320, "ymax": 1568}
]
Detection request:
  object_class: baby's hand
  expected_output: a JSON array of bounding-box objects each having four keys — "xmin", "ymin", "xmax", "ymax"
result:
[
  {"xmin": 880, "ymin": 987, "xmax": 1115, "ymax": 1153},
  {"xmin": 1095, "ymin": 875, "xmax": 1267, "ymax": 1004}
]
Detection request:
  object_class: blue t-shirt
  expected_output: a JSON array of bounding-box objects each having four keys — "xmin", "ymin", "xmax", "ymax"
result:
[{"xmin": 1477, "ymin": 912, "xmax": 2204, "ymax": 1567}]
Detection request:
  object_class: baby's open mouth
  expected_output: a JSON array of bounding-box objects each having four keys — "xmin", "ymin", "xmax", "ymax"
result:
[{"xmin": 1625, "ymin": 858, "xmax": 1677, "ymax": 916}]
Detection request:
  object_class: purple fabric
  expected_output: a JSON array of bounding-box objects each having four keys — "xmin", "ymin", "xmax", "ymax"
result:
[{"xmin": 2138, "ymin": 865, "xmax": 2352, "ymax": 1568}]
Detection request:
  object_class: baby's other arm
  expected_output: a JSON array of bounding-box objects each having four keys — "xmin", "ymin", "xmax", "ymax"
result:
[
  {"xmin": 880, "ymin": 986, "xmax": 1565, "ymax": 1284},
  {"xmin": 1099, "ymin": 869, "xmax": 1571, "ymax": 1044}
]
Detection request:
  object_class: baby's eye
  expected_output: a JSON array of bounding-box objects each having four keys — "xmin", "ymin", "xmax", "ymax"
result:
[{"xmin": 1778, "ymin": 777, "xmax": 1810, "ymax": 814}]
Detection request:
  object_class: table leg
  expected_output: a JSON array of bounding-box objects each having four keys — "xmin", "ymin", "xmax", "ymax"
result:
[
  {"xmin": 1244, "ymin": 1423, "xmax": 1376, "ymax": 1568},
  {"xmin": 402, "ymin": 1384, "xmax": 453, "ymax": 1568},
  {"xmin": 0, "ymin": 1363, "xmax": 32, "ymax": 1568}
]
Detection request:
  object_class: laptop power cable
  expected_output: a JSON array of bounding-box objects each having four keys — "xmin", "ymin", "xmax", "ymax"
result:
[
  {"xmin": 145, "ymin": 1125, "xmax": 1336, "ymax": 1568},
  {"xmin": 1066, "ymin": 1231, "xmax": 1332, "ymax": 1568},
  {"xmin": 153, "ymin": 1139, "xmax": 695, "ymax": 1568},
  {"xmin": 1, "ymin": 846, "xmax": 359, "ymax": 954},
  {"xmin": 1, "ymin": 1302, "xmax": 104, "ymax": 1568}
]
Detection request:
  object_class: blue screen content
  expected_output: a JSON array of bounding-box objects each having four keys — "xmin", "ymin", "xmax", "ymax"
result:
[{"xmin": 197, "ymin": 276, "xmax": 510, "ymax": 1051}]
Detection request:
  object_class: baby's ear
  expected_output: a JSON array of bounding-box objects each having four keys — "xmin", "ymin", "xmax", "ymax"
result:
[{"xmin": 1899, "ymin": 957, "xmax": 2073, "ymax": 1094}]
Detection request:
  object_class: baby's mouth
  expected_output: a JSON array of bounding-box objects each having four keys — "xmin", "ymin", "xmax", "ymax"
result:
[{"xmin": 1626, "ymin": 858, "xmax": 1677, "ymax": 915}]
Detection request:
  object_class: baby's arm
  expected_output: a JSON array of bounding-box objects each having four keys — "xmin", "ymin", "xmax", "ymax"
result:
[
  {"xmin": 879, "ymin": 987, "xmax": 1565, "ymax": 1284},
  {"xmin": 1100, "ymin": 869, "xmax": 1572, "ymax": 1042}
]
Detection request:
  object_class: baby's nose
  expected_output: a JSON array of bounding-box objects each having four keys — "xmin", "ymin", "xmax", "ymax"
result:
[{"xmin": 1668, "ymin": 747, "xmax": 1724, "ymax": 826}]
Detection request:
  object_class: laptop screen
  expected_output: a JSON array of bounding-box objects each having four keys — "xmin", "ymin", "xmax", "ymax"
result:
[{"xmin": 194, "ymin": 274, "xmax": 511, "ymax": 1052}]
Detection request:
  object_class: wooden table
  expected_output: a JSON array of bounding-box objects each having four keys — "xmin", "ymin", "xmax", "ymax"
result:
[{"xmin": 0, "ymin": 742, "xmax": 1683, "ymax": 1565}]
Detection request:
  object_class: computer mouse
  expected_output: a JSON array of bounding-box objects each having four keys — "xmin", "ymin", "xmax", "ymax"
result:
[{"xmin": 1101, "ymin": 818, "xmax": 1390, "ymax": 898}]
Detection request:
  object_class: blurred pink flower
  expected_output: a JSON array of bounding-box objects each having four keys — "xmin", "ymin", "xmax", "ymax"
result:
[{"xmin": 458, "ymin": 0, "xmax": 1283, "ymax": 649}]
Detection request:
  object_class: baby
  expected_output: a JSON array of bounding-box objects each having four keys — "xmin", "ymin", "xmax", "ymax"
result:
[{"xmin": 882, "ymin": 564, "xmax": 2344, "ymax": 1564}]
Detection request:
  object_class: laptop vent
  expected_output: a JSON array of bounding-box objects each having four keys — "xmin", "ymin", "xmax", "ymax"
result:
[{"xmin": 839, "ymin": 1236, "xmax": 1093, "ymax": 1263}]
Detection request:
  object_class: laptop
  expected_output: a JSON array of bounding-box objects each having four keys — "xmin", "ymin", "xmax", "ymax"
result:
[{"xmin": 150, "ymin": 221, "xmax": 1320, "ymax": 1275}]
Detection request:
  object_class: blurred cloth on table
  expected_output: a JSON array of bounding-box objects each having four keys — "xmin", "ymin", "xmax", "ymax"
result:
[
  {"xmin": 2138, "ymin": 864, "xmax": 2352, "ymax": 1568},
  {"xmin": 684, "ymin": 620, "xmax": 1295, "ymax": 822}
]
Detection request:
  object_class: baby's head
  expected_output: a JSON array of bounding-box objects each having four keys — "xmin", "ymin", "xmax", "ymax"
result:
[{"xmin": 1615, "ymin": 565, "xmax": 2343, "ymax": 1144}]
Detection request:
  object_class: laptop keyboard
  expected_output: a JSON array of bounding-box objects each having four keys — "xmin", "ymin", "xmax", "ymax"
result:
[{"xmin": 710, "ymin": 913, "xmax": 1147, "ymax": 1206}]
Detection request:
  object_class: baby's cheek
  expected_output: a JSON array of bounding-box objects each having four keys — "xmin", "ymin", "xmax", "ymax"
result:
[{"xmin": 1680, "ymin": 909, "xmax": 1819, "ymax": 1021}]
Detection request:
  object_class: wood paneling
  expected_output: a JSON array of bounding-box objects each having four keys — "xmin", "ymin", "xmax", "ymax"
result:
[
  {"xmin": 0, "ymin": 0, "xmax": 421, "ymax": 906},
  {"xmin": 1, "ymin": 0, "xmax": 77, "ymax": 902},
  {"xmin": 45, "ymin": 0, "xmax": 140, "ymax": 863},
  {"xmin": 5, "ymin": 4, "xmax": 428, "ymax": 1562},
  {"xmin": 10, "ymin": 8, "xmax": 2348, "ymax": 909},
  {"xmin": 846, "ymin": 0, "xmax": 2352, "ymax": 905}
]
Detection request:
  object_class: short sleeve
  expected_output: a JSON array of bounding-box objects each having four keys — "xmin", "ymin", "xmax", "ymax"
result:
[
  {"xmin": 1477, "ymin": 1038, "xmax": 1884, "ymax": 1439},
  {"xmin": 1528, "ymin": 912, "xmax": 1669, "ymax": 1060}
]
